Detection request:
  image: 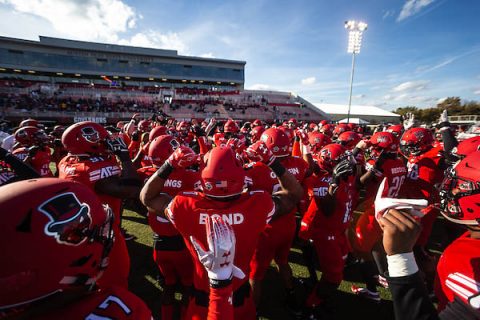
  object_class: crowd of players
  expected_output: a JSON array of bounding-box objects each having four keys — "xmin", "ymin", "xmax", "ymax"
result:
[{"xmin": 0, "ymin": 111, "xmax": 479, "ymax": 320}]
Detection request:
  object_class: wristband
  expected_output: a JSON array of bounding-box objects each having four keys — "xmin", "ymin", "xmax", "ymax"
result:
[
  {"xmin": 387, "ymin": 252, "xmax": 418, "ymax": 277},
  {"xmin": 156, "ymin": 161, "xmax": 174, "ymax": 179},
  {"xmin": 269, "ymin": 159, "xmax": 286, "ymax": 177},
  {"xmin": 209, "ymin": 277, "xmax": 233, "ymax": 289}
]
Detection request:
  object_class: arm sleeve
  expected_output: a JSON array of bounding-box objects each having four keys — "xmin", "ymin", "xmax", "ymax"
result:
[
  {"xmin": 386, "ymin": 272, "xmax": 440, "ymax": 320},
  {"xmin": 207, "ymin": 285, "xmax": 234, "ymax": 320},
  {"xmin": 441, "ymin": 129, "xmax": 458, "ymax": 157}
]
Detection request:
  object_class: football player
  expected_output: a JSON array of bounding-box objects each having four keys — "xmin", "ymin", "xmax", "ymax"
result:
[
  {"xmin": 0, "ymin": 178, "xmax": 152, "ymax": 319},
  {"xmin": 140, "ymin": 144, "xmax": 303, "ymax": 320},
  {"xmin": 12, "ymin": 126, "xmax": 53, "ymax": 177},
  {"xmin": 299, "ymin": 143, "xmax": 358, "ymax": 316},
  {"xmin": 351, "ymin": 132, "xmax": 407, "ymax": 300},
  {"xmin": 58, "ymin": 121, "xmax": 141, "ymax": 289},
  {"xmin": 137, "ymin": 135, "xmax": 200, "ymax": 320},
  {"xmin": 245, "ymin": 128, "xmax": 309, "ymax": 313}
]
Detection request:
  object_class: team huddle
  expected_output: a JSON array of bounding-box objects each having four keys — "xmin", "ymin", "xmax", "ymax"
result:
[{"xmin": 0, "ymin": 112, "xmax": 479, "ymax": 320}]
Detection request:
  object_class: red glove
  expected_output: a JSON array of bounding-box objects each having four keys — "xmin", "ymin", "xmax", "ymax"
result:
[
  {"xmin": 245, "ymin": 141, "xmax": 275, "ymax": 165},
  {"xmin": 167, "ymin": 146, "xmax": 197, "ymax": 168},
  {"xmin": 295, "ymin": 129, "xmax": 309, "ymax": 145}
]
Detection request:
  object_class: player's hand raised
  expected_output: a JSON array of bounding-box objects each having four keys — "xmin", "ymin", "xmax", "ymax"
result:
[
  {"xmin": 245, "ymin": 141, "xmax": 275, "ymax": 165},
  {"xmin": 190, "ymin": 215, "xmax": 245, "ymax": 281},
  {"xmin": 167, "ymin": 146, "xmax": 197, "ymax": 169},
  {"xmin": 379, "ymin": 209, "xmax": 422, "ymax": 256}
]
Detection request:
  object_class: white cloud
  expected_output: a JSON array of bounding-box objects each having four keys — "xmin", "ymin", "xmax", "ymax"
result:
[
  {"xmin": 200, "ymin": 52, "xmax": 215, "ymax": 58},
  {"xmin": 301, "ymin": 77, "xmax": 316, "ymax": 85},
  {"xmin": 382, "ymin": 10, "xmax": 395, "ymax": 20},
  {"xmin": 1, "ymin": 0, "xmax": 138, "ymax": 43},
  {"xmin": 392, "ymin": 80, "xmax": 429, "ymax": 92},
  {"xmin": 474, "ymin": 89, "xmax": 480, "ymax": 95},
  {"xmin": 119, "ymin": 31, "xmax": 188, "ymax": 53},
  {"xmin": 354, "ymin": 94, "xmax": 366, "ymax": 99},
  {"xmin": 397, "ymin": 0, "xmax": 435, "ymax": 22},
  {"xmin": 248, "ymin": 84, "xmax": 270, "ymax": 90},
  {"xmin": 437, "ymin": 97, "xmax": 448, "ymax": 103}
]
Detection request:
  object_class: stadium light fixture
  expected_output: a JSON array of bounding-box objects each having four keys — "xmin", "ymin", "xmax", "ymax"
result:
[
  {"xmin": 161, "ymin": 78, "xmax": 167, "ymax": 81},
  {"xmin": 344, "ymin": 20, "xmax": 367, "ymax": 124},
  {"xmin": 125, "ymin": 76, "xmax": 130, "ymax": 80},
  {"xmin": 148, "ymin": 77, "xmax": 154, "ymax": 81},
  {"xmin": 56, "ymin": 72, "xmax": 63, "ymax": 76},
  {"xmin": 28, "ymin": 70, "xmax": 35, "ymax": 74},
  {"xmin": 0, "ymin": 68, "xmax": 5, "ymax": 71},
  {"xmin": 14, "ymin": 69, "xmax": 21, "ymax": 72},
  {"xmin": 75, "ymin": 73, "xmax": 81, "ymax": 77}
]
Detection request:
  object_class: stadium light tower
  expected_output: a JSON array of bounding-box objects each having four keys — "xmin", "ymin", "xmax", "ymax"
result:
[{"xmin": 344, "ymin": 20, "xmax": 367, "ymax": 124}]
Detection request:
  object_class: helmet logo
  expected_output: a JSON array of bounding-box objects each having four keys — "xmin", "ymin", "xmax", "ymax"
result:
[
  {"xmin": 377, "ymin": 136, "xmax": 388, "ymax": 143},
  {"xmin": 204, "ymin": 182, "xmax": 213, "ymax": 191},
  {"xmin": 81, "ymin": 127, "xmax": 100, "ymax": 143},
  {"xmin": 38, "ymin": 192, "xmax": 92, "ymax": 246}
]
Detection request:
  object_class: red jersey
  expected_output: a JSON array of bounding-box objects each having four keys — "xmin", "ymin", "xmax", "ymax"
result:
[
  {"xmin": 301, "ymin": 171, "xmax": 357, "ymax": 234},
  {"xmin": 246, "ymin": 156, "xmax": 308, "ymax": 229},
  {"xmin": 399, "ymin": 146, "xmax": 444, "ymax": 203},
  {"xmin": 435, "ymin": 233, "xmax": 480, "ymax": 313},
  {"xmin": 137, "ymin": 166, "xmax": 201, "ymax": 236},
  {"xmin": 364, "ymin": 157, "xmax": 407, "ymax": 200},
  {"xmin": 166, "ymin": 190, "xmax": 275, "ymax": 292},
  {"xmin": 58, "ymin": 154, "xmax": 122, "ymax": 220},
  {"xmin": 12, "ymin": 147, "xmax": 53, "ymax": 177},
  {"xmin": 33, "ymin": 286, "xmax": 152, "ymax": 320}
]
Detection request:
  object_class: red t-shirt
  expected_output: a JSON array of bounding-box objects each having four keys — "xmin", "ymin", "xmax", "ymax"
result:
[
  {"xmin": 364, "ymin": 157, "xmax": 407, "ymax": 201},
  {"xmin": 34, "ymin": 286, "xmax": 152, "ymax": 320},
  {"xmin": 435, "ymin": 233, "xmax": 480, "ymax": 312},
  {"xmin": 137, "ymin": 166, "xmax": 201, "ymax": 236},
  {"xmin": 166, "ymin": 191, "xmax": 275, "ymax": 292}
]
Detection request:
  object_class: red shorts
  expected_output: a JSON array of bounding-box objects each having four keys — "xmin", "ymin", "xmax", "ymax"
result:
[
  {"xmin": 249, "ymin": 214, "xmax": 296, "ymax": 281},
  {"xmin": 153, "ymin": 248, "xmax": 193, "ymax": 286},
  {"xmin": 312, "ymin": 230, "xmax": 349, "ymax": 285},
  {"xmin": 352, "ymin": 206, "xmax": 382, "ymax": 254},
  {"xmin": 97, "ymin": 229, "xmax": 130, "ymax": 289}
]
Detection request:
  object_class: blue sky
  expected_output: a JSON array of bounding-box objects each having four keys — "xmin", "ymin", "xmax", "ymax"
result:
[{"xmin": 0, "ymin": 0, "xmax": 479, "ymax": 110}]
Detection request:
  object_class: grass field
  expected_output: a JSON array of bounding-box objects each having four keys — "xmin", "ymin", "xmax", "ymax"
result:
[{"xmin": 121, "ymin": 208, "xmax": 400, "ymax": 320}]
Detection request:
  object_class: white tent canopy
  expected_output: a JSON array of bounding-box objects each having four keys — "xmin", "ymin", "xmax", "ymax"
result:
[{"xmin": 338, "ymin": 117, "xmax": 370, "ymax": 124}]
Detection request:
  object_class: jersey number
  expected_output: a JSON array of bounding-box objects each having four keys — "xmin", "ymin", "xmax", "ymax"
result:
[
  {"xmin": 407, "ymin": 163, "xmax": 419, "ymax": 180},
  {"xmin": 387, "ymin": 175, "xmax": 406, "ymax": 197},
  {"xmin": 85, "ymin": 295, "xmax": 131, "ymax": 320}
]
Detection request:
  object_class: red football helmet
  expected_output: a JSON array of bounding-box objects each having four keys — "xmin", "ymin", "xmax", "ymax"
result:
[
  {"xmin": 308, "ymin": 132, "xmax": 332, "ymax": 155},
  {"xmin": 19, "ymin": 118, "xmax": 39, "ymax": 128},
  {"xmin": 308, "ymin": 123, "xmax": 318, "ymax": 132},
  {"xmin": 451, "ymin": 136, "xmax": 480, "ymax": 160},
  {"xmin": 369, "ymin": 131, "xmax": 399, "ymax": 157},
  {"xmin": 148, "ymin": 135, "xmax": 180, "ymax": 167},
  {"xmin": 287, "ymin": 118, "xmax": 297, "ymax": 129},
  {"xmin": 332, "ymin": 124, "xmax": 350, "ymax": 139},
  {"xmin": 387, "ymin": 124, "xmax": 404, "ymax": 138},
  {"xmin": 252, "ymin": 119, "xmax": 263, "ymax": 127},
  {"xmin": 320, "ymin": 124, "xmax": 334, "ymax": 137},
  {"xmin": 224, "ymin": 119, "xmax": 239, "ymax": 134},
  {"xmin": 250, "ymin": 126, "xmax": 265, "ymax": 143},
  {"xmin": 62, "ymin": 122, "xmax": 109, "ymax": 155},
  {"xmin": 149, "ymin": 126, "xmax": 168, "ymax": 141},
  {"xmin": 50, "ymin": 125, "xmax": 66, "ymax": 138},
  {"xmin": 337, "ymin": 131, "xmax": 361, "ymax": 150},
  {"xmin": 400, "ymin": 127, "xmax": 434, "ymax": 157},
  {"xmin": 317, "ymin": 144, "xmax": 346, "ymax": 172},
  {"xmin": 201, "ymin": 146, "xmax": 245, "ymax": 198},
  {"xmin": 176, "ymin": 121, "xmax": 189, "ymax": 133},
  {"xmin": 279, "ymin": 126, "xmax": 294, "ymax": 142},
  {"xmin": 261, "ymin": 128, "xmax": 291, "ymax": 157},
  {"xmin": 439, "ymin": 151, "xmax": 480, "ymax": 225},
  {"xmin": 0, "ymin": 178, "xmax": 114, "ymax": 310},
  {"xmin": 137, "ymin": 120, "xmax": 151, "ymax": 133},
  {"xmin": 14, "ymin": 126, "xmax": 49, "ymax": 146}
]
